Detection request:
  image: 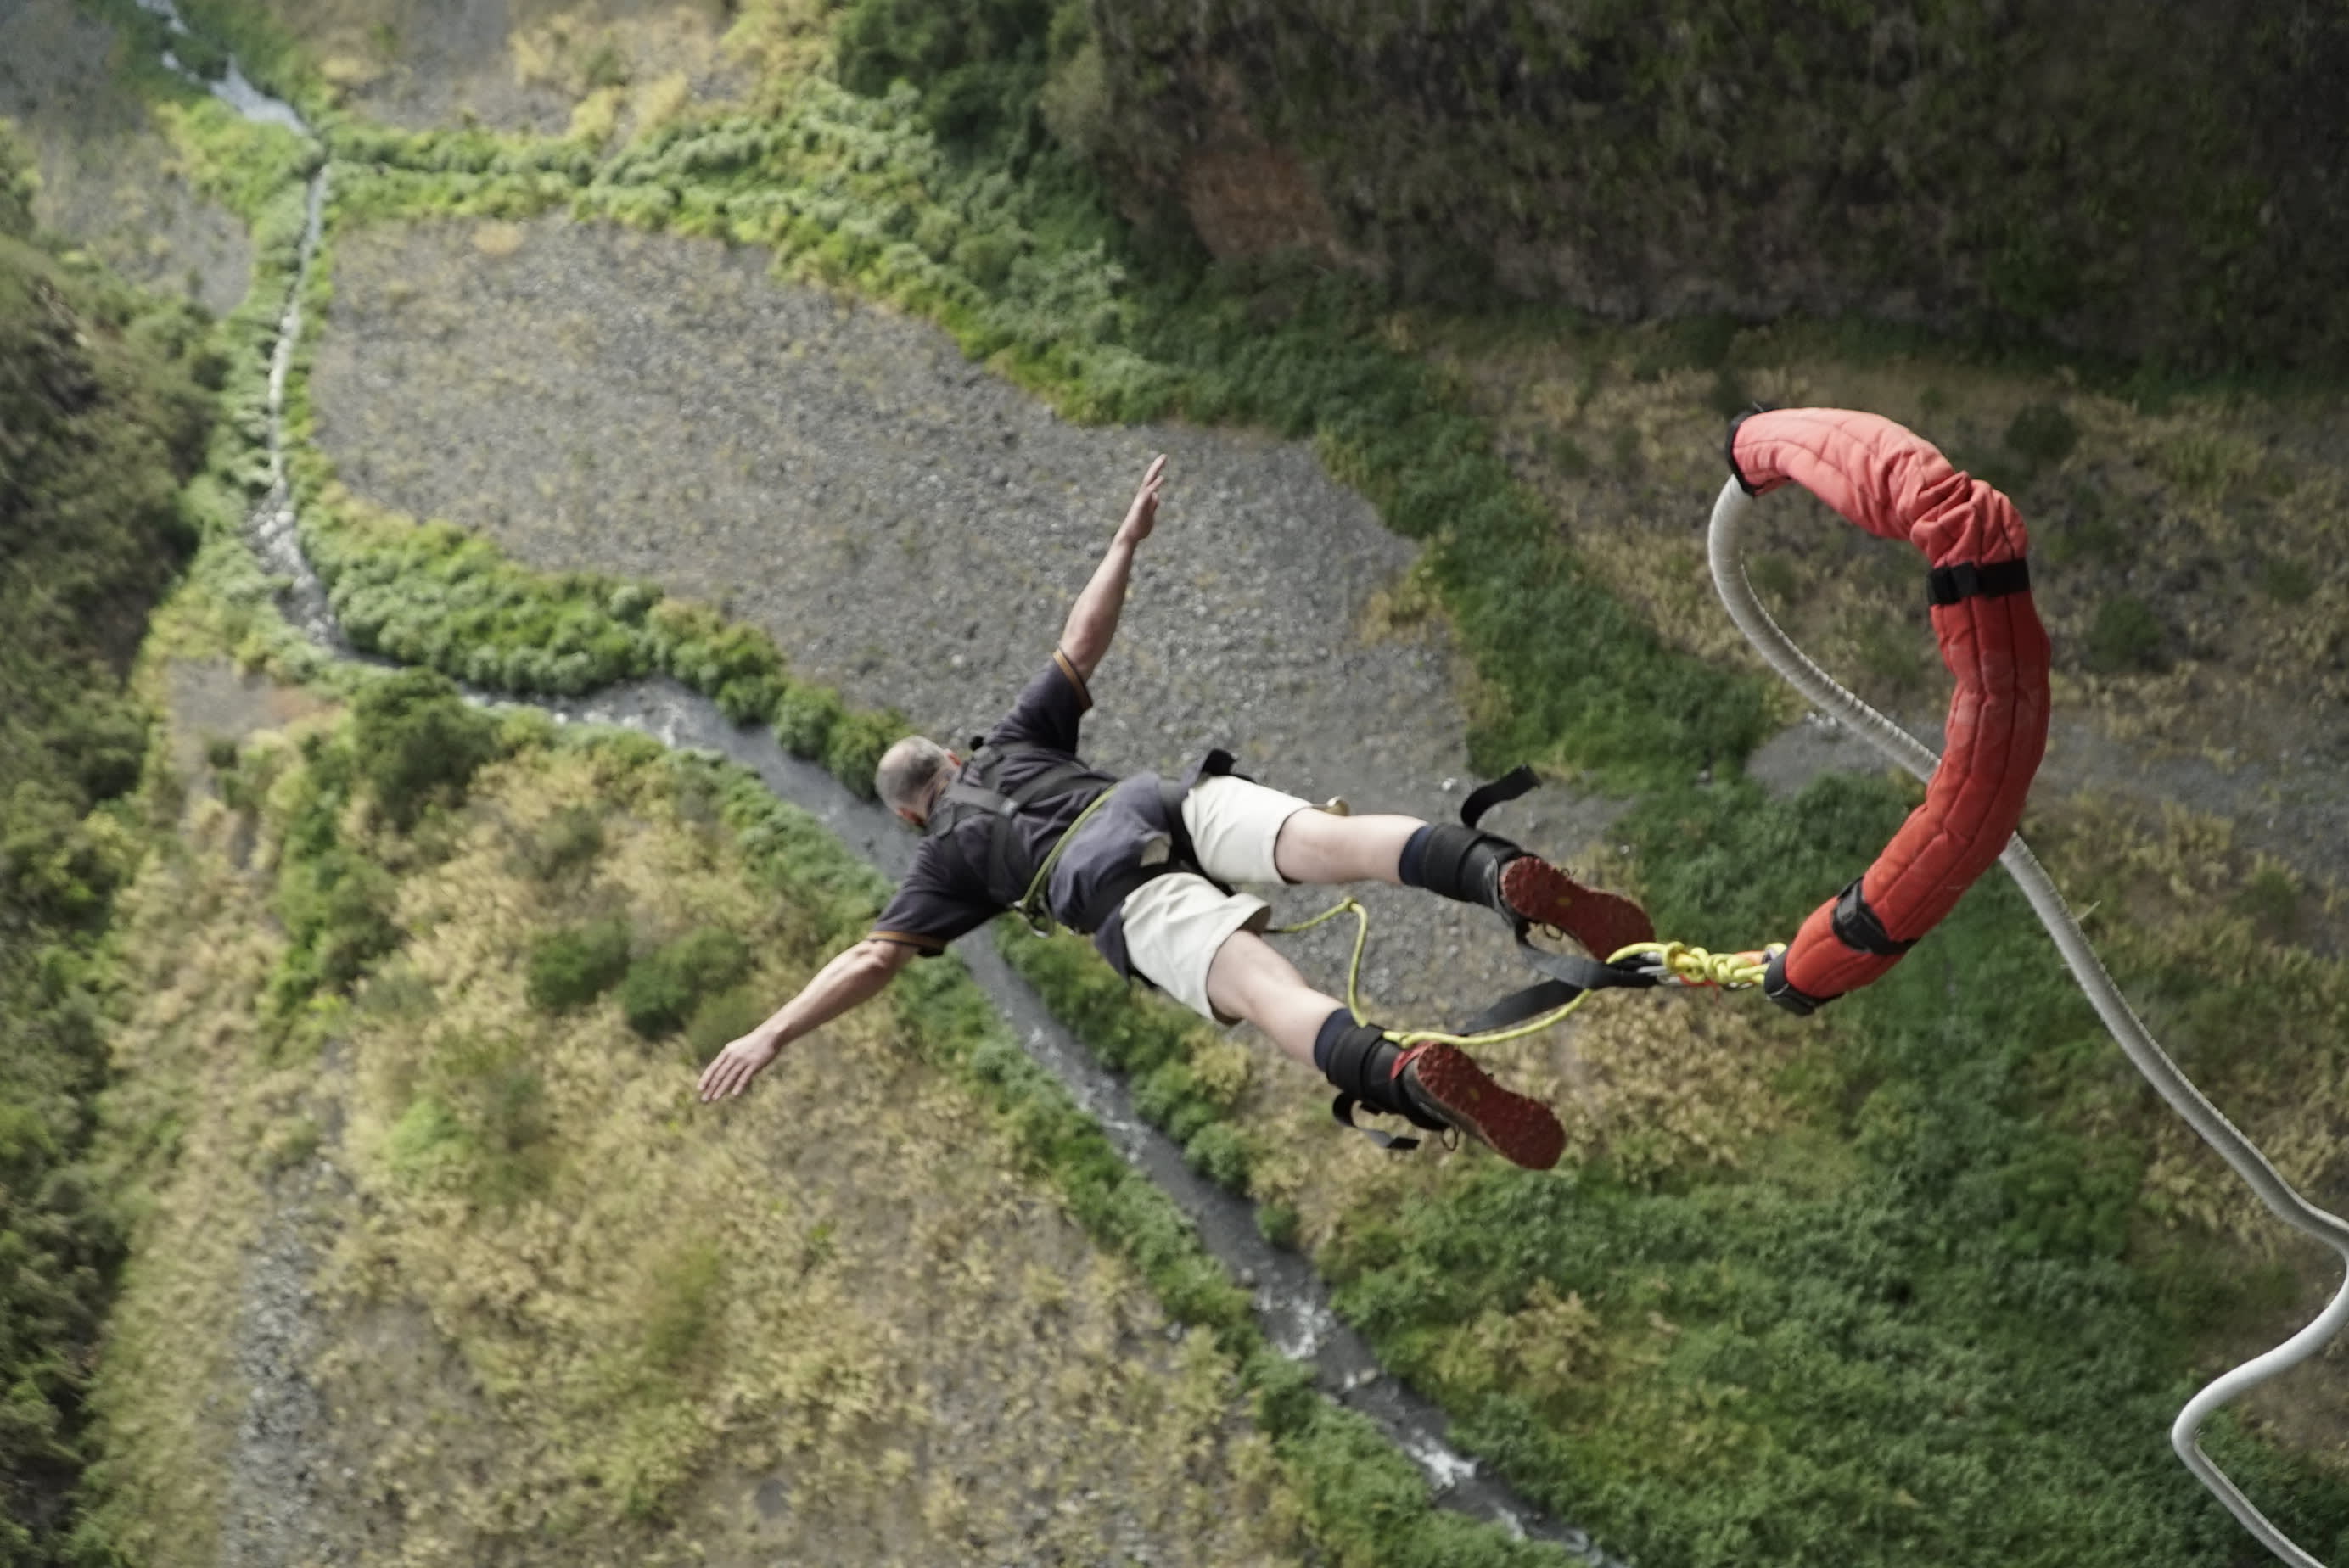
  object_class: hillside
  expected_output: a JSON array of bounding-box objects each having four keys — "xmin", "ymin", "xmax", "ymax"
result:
[
  {"xmin": 0, "ymin": 2, "xmax": 2344, "ymax": 1565},
  {"xmin": 80, "ymin": 658, "xmax": 1300, "ymax": 1565},
  {"xmin": 0, "ymin": 120, "xmax": 215, "ymax": 1560},
  {"xmin": 1058, "ymin": 0, "xmax": 2349, "ymax": 372}
]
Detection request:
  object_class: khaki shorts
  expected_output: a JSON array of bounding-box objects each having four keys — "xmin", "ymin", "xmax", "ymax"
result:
[{"xmin": 1121, "ymin": 775, "xmax": 1313, "ymax": 1022}]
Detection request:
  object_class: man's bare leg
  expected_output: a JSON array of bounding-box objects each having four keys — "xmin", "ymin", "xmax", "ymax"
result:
[
  {"xmin": 1270, "ymin": 810, "xmax": 1420, "ymax": 886},
  {"xmin": 1271, "ymin": 805, "xmax": 1651, "ymax": 960},
  {"xmin": 1203, "ymin": 928, "xmax": 1343, "ymax": 1068}
]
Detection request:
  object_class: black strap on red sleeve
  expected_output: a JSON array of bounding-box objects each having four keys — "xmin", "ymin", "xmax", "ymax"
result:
[
  {"xmin": 1926, "ymin": 557, "xmax": 2031, "ymax": 608},
  {"xmin": 1763, "ymin": 946, "xmax": 1832, "ymax": 1016},
  {"xmin": 1724, "ymin": 402, "xmax": 1776, "ymax": 496},
  {"xmin": 1830, "ymin": 876, "xmax": 1918, "ymax": 956}
]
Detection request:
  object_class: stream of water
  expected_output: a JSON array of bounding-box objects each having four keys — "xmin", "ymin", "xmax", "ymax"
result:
[{"xmin": 145, "ymin": 10, "xmax": 1623, "ymax": 1559}]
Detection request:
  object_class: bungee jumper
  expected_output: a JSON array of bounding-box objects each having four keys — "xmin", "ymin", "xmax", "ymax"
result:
[{"xmin": 695, "ymin": 455, "xmax": 1651, "ymax": 1170}]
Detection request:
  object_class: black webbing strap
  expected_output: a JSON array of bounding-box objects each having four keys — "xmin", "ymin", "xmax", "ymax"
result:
[
  {"xmin": 1830, "ymin": 876, "xmax": 1917, "ymax": 956},
  {"xmin": 1162, "ymin": 748, "xmax": 1236, "ymax": 877},
  {"xmin": 1454, "ymin": 937, "xmax": 1658, "ymax": 1039},
  {"xmin": 991, "ymin": 757, "xmax": 1107, "ymax": 906},
  {"xmin": 1926, "ymin": 557, "xmax": 2031, "ymax": 608},
  {"xmin": 1763, "ymin": 945, "xmax": 1830, "ymax": 1016},
  {"xmin": 1331, "ymin": 1095, "xmax": 1423, "ymax": 1151},
  {"xmin": 1454, "ymin": 978, "xmax": 1585, "ymax": 1037},
  {"xmin": 1460, "ymin": 764, "xmax": 1540, "ymax": 830}
]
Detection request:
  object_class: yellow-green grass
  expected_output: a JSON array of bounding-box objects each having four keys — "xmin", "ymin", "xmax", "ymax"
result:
[{"xmin": 83, "ymin": 687, "xmax": 1300, "ymax": 1565}]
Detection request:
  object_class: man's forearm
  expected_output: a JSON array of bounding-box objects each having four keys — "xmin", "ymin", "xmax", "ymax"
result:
[
  {"xmin": 1060, "ymin": 538, "xmax": 1136, "ymax": 679},
  {"xmin": 757, "ymin": 939, "xmax": 901, "ymax": 1049}
]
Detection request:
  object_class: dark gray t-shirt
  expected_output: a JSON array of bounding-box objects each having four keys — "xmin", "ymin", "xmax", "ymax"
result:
[{"xmin": 868, "ymin": 652, "xmax": 1175, "ymax": 972}]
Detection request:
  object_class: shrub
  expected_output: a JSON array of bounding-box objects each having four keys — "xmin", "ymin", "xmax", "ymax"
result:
[
  {"xmin": 350, "ymin": 669, "xmax": 504, "ymax": 830},
  {"xmin": 525, "ymin": 918, "xmax": 632, "ymax": 1012},
  {"xmin": 2086, "ymin": 596, "xmax": 2167, "ymax": 673},
  {"xmin": 682, "ymin": 983, "xmax": 770, "ymax": 1065},
  {"xmin": 823, "ymin": 708, "xmax": 905, "ymax": 799},
  {"xmin": 393, "ymin": 1031, "xmax": 558, "ymax": 1206},
  {"xmin": 273, "ymin": 844, "xmax": 401, "ymax": 1010},
  {"xmin": 771, "ymin": 682, "xmax": 845, "ymax": 759},
  {"xmin": 2257, "ymin": 556, "xmax": 2315, "ymax": 605},
  {"xmin": 2004, "ymin": 400, "xmax": 2080, "ymax": 471},
  {"xmin": 524, "ymin": 804, "xmax": 605, "ymax": 881},
  {"xmin": 620, "ymin": 927, "xmax": 753, "ymax": 1039}
]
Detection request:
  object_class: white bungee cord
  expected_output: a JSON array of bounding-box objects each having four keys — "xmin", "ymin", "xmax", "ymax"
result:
[{"xmin": 1707, "ymin": 476, "xmax": 2349, "ymax": 1568}]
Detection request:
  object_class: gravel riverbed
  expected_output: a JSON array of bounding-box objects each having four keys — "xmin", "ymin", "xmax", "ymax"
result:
[{"xmin": 309, "ymin": 216, "xmax": 1629, "ymax": 1033}]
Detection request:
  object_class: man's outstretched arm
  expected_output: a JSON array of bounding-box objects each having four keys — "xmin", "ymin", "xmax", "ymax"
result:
[
  {"xmin": 695, "ymin": 936, "xmax": 919, "ymax": 1100},
  {"xmin": 1059, "ymin": 454, "xmax": 1165, "ymax": 683}
]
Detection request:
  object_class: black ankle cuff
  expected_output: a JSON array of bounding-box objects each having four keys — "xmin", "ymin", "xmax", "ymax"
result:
[
  {"xmin": 1408, "ymin": 824, "xmax": 1521, "ymax": 908},
  {"xmin": 1321, "ymin": 1023, "xmax": 1445, "ymax": 1131}
]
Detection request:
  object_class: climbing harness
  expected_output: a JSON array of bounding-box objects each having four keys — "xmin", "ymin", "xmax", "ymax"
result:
[
  {"xmin": 1709, "ymin": 407, "xmax": 2347, "ymax": 1568},
  {"xmin": 936, "ymin": 744, "xmax": 1236, "ymax": 934},
  {"xmin": 926, "ymin": 741, "xmax": 1119, "ymax": 927}
]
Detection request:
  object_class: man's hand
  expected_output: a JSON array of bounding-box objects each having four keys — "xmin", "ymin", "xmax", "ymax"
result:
[
  {"xmin": 698, "ymin": 1026, "xmax": 782, "ymax": 1101},
  {"xmin": 1116, "ymin": 454, "xmax": 1167, "ymax": 547}
]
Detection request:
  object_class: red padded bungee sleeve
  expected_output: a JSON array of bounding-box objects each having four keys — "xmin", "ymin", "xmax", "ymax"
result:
[{"xmin": 1732, "ymin": 409, "xmax": 2052, "ymax": 1003}]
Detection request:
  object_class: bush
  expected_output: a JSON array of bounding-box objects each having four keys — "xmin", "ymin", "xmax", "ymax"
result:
[
  {"xmin": 822, "ymin": 707, "xmax": 905, "ymax": 798},
  {"xmin": 350, "ymin": 669, "xmax": 504, "ymax": 829},
  {"xmin": 525, "ymin": 918, "xmax": 633, "ymax": 1011},
  {"xmin": 390, "ymin": 1031, "xmax": 558, "ymax": 1207},
  {"xmin": 2004, "ymin": 401, "xmax": 2080, "ymax": 471},
  {"xmin": 272, "ymin": 844, "xmax": 401, "ymax": 1011},
  {"xmin": 771, "ymin": 682, "xmax": 845, "ymax": 760},
  {"xmin": 2086, "ymin": 596, "xmax": 2167, "ymax": 673},
  {"xmin": 2257, "ymin": 556, "xmax": 2315, "ymax": 605},
  {"xmin": 620, "ymin": 927, "xmax": 753, "ymax": 1039},
  {"xmin": 524, "ymin": 805, "xmax": 605, "ymax": 881}
]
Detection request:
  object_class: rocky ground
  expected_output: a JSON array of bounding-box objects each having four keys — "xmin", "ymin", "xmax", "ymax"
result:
[
  {"xmin": 0, "ymin": 0, "xmax": 251, "ymax": 316},
  {"xmin": 240, "ymin": 0, "xmax": 750, "ymax": 135},
  {"xmin": 308, "ymin": 215, "xmax": 1622, "ymax": 1031}
]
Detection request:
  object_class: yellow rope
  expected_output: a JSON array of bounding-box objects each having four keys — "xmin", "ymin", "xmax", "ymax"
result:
[
  {"xmin": 1610, "ymin": 939, "xmax": 1777, "ymax": 989},
  {"xmin": 1262, "ymin": 900, "xmax": 1783, "ymax": 1050}
]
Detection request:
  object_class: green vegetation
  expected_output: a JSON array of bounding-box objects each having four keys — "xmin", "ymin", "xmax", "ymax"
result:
[
  {"xmin": 349, "ymin": 667, "xmax": 503, "ymax": 828},
  {"xmin": 0, "ymin": 126, "xmax": 216, "ymax": 1563},
  {"xmin": 1006, "ymin": 772, "xmax": 2349, "ymax": 1565},
  {"xmin": 525, "ymin": 917, "xmax": 633, "ymax": 1012},
  {"xmin": 81, "ymin": 704, "xmax": 1306, "ymax": 1560},
  {"xmin": 1063, "ymin": 1, "xmax": 2349, "ymax": 376},
  {"xmin": 2088, "ymin": 596, "xmax": 2169, "ymax": 675},
  {"xmin": 703, "ymin": 748, "xmax": 1568, "ymax": 1566},
  {"xmin": 46, "ymin": 2, "xmax": 2349, "ymax": 1562},
  {"xmin": 618, "ymin": 927, "xmax": 752, "ymax": 1039}
]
